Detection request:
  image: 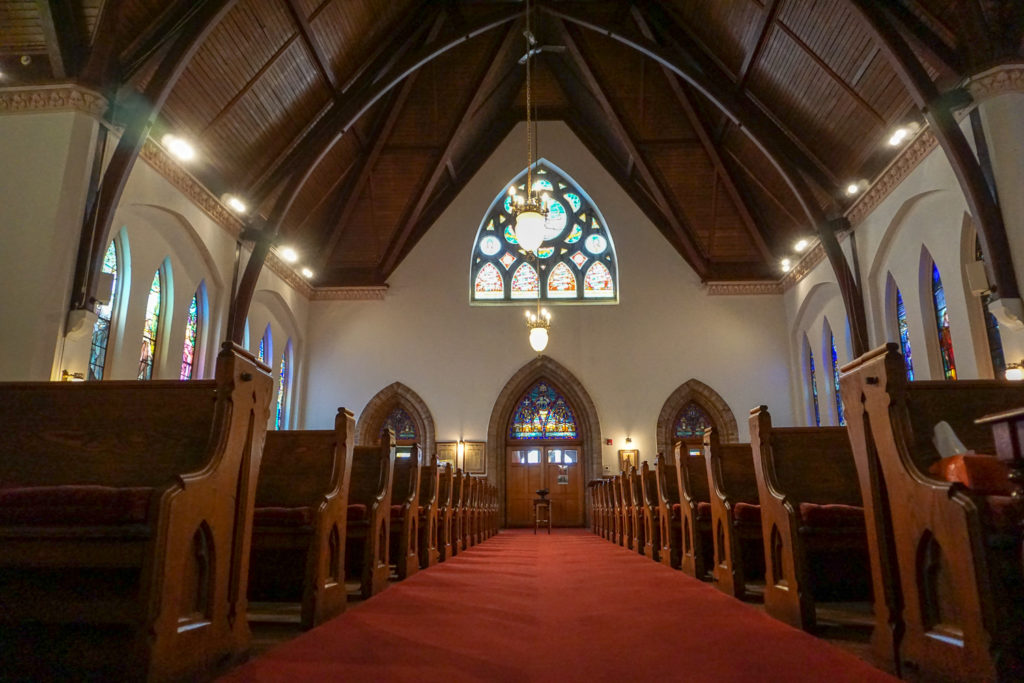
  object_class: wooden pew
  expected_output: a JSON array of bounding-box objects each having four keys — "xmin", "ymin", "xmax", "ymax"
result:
[
  {"xmin": 417, "ymin": 455, "xmax": 440, "ymax": 569},
  {"xmin": 674, "ymin": 441, "xmax": 714, "ymax": 579},
  {"xmin": 841, "ymin": 343, "xmax": 1024, "ymax": 681},
  {"xmin": 461, "ymin": 476, "xmax": 475, "ymax": 548},
  {"xmin": 249, "ymin": 407, "xmax": 356, "ymax": 630},
  {"xmin": 610, "ymin": 476, "xmax": 623, "ymax": 545},
  {"xmin": 748, "ymin": 405, "xmax": 870, "ymax": 631},
  {"xmin": 485, "ymin": 482, "xmax": 497, "ymax": 539},
  {"xmin": 346, "ymin": 433, "xmax": 396, "ymax": 599},
  {"xmin": 598, "ymin": 479, "xmax": 611, "ymax": 540},
  {"xmin": 655, "ymin": 453, "xmax": 682, "ymax": 569},
  {"xmin": 616, "ymin": 473, "xmax": 632, "ymax": 549},
  {"xmin": 639, "ymin": 461, "xmax": 661, "ymax": 562},
  {"xmin": 705, "ymin": 429, "xmax": 765, "ymax": 599},
  {"xmin": 450, "ymin": 468, "xmax": 465, "ymax": 555},
  {"xmin": 389, "ymin": 445, "xmax": 421, "ymax": 580},
  {"xmin": 436, "ymin": 463, "xmax": 454, "ymax": 561},
  {"xmin": 628, "ymin": 466, "xmax": 646, "ymax": 554},
  {"xmin": 0, "ymin": 343, "xmax": 271, "ymax": 682}
]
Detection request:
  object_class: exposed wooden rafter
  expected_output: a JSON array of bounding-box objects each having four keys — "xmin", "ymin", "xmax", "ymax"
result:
[
  {"xmin": 118, "ymin": 1, "xmax": 204, "ymax": 81},
  {"xmin": 35, "ymin": 0, "xmax": 82, "ymax": 79},
  {"xmin": 282, "ymin": 0, "xmax": 340, "ymax": 94}
]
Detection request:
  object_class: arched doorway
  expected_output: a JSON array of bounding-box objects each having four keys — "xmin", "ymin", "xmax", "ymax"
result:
[
  {"xmin": 356, "ymin": 382, "xmax": 436, "ymax": 458},
  {"xmin": 487, "ymin": 357, "xmax": 602, "ymax": 527},
  {"xmin": 656, "ymin": 379, "xmax": 739, "ymax": 458}
]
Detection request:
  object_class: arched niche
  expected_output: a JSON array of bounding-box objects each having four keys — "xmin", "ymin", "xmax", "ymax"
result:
[
  {"xmin": 356, "ymin": 382, "xmax": 436, "ymax": 458},
  {"xmin": 656, "ymin": 379, "xmax": 739, "ymax": 458},
  {"xmin": 486, "ymin": 356, "xmax": 602, "ymax": 525}
]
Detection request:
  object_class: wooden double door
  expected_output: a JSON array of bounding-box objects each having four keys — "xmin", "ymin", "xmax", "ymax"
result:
[{"xmin": 506, "ymin": 445, "xmax": 584, "ymax": 527}]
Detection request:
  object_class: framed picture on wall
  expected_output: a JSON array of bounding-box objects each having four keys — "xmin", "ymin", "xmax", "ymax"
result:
[
  {"xmin": 618, "ymin": 449, "xmax": 638, "ymax": 472},
  {"xmin": 436, "ymin": 442, "xmax": 458, "ymax": 468},
  {"xmin": 462, "ymin": 441, "xmax": 486, "ymax": 475}
]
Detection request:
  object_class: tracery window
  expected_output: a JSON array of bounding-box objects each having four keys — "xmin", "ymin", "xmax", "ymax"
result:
[
  {"xmin": 509, "ymin": 381, "xmax": 578, "ymax": 440},
  {"xmin": 895, "ymin": 287, "xmax": 915, "ymax": 380},
  {"xmin": 830, "ymin": 332, "xmax": 845, "ymax": 426},
  {"xmin": 975, "ymin": 237, "xmax": 1005, "ymax": 376},
  {"xmin": 381, "ymin": 406, "xmax": 418, "ymax": 441},
  {"xmin": 807, "ymin": 344, "xmax": 821, "ymax": 427},
  {"xmin": 138, "ymin": 268, "xmax": 163, "ymax": 380},
  {"xmin": 180, "ymin": 283, "xmax": 203, "ymax": 380},
  {"xmin": 673, "ymin": 402, "xmax": 713, "ymax": 440},
  {"xmin": 88, "ymin": 240, "xmax": 118, "ymax": 380},
  {"xmin": 275, "ymin": 340, "xmax": 291, "ymax": 430},
  {"xmin": 931, "ymin": 264, "xmax": 957, "ymax": 380},
  {"xmin": 471, "ymin": 161, "xmax": 618, "ymax": 303}
]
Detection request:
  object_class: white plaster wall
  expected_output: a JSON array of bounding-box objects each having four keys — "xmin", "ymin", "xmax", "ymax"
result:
[
  {"xmin": 0, "ymin": 108, "xmax": 98, "ymax": 380},
  {"xmin": 303, "ymin": 121, "xmax": 794, "ymax": 473}
]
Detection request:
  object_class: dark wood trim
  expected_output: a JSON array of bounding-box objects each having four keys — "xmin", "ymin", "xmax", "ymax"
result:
[
  {"xmin": 736, "ymin": 0, "xmax": 780, "ymax": 92},
  {"xmin": 36, "ymin": 0, "xmax": 83, "ymax": 79},
  {"xmin": 282, "ymin": 0, "xmax": 340, "ymax": 94}
]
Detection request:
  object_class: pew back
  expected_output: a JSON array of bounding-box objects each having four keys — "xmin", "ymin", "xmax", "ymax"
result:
[{"xmin": 258, "ymin": 430, "xmax": 338, "ymax": 506}]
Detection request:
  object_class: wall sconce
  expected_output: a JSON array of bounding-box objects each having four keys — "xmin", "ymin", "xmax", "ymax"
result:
[
  {"xmin": 1005, "ymin": 361, "xmax": 1024, "ymax": 381},
  {"xmin": 61, "ymin": 370, "xmax": 85, "ymax": 382},
  {"xmin": 457, "ymin": 440, "xmax": 466, "ymax": 469},
  {"xmin": 625, "ymin": 436, "xmax": 632, "ymax": 447}
]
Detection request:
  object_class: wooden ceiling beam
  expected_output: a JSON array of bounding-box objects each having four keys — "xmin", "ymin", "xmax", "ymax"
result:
[
  {"xmin": 282, "ymin": 0, "xmax": 339, "ymax": 94},
  {"xmin": 555, "ymin": 19, "xmax": 711, "ymax": 277},
  {"xmin": 79, "ymin": 0, "xmax": 127, "ymax": 88},
  {"xmin": 631, "ymin": 7, "xmax": 774, "ymax": 264},
  {"xmin": 35, "ymin": 0, "xmax": 83, "ymax": 79},
  {"xmin": 736, "ymin": 0, "xmax": 781, "ymax": 92},
  {"xmin": 380, "ymin": 21, "xmax": 523, "ymax": 276},
  {"xmin": 845, "ymin": 0, "xmax": 1019, "ymax": 303},
  {"xmin": 118, "ymin": 0, "xmax": 203, "ymax": 81},
  {"xmin": 880, "ymin": 2, "xmax": 962, "ymax": 77}
]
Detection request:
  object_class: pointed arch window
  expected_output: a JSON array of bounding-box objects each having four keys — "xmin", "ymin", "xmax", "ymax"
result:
[
  {"xmin": 509, "ymin": 381, "xmax": 578, "ymax": 440},
  {"xmin": 88, "ymin": 240, "xmax": 119, "ymax": 380},
  {"xmin": 275, "ymin": 340, "xmax": 291, "ymax": 430},
  {"xmin": 138, "ymin": 268, "xmax": 163, "ymax": 380},
  {"xmin": 258, "ymin": 325, "xmax": 271, "ymax": 365},
  {"xmin": 471, "ymin": 161, "xmax": 618, "ymax": 303},
  {"xmin": 382, "ymin": 406, "xmax": 418, "ymax": 441},
  {"xmin": 830, "ymin": 332, "xmax": 845, "ymax": 426},
  {"xmin": 931, "ymin": 264, "xmax": 957, "ymax": 380},
  {"xmin": 673, "ymin": 401, "xmax": 714, "ymax": 457},
  {"xmin": 180, "ymin": 283, "xmax": 204, "ymax": 380},
  {"xmin": 975, "ymin": 237, "xmax": 1005, "ymax": 376},
  {"xmin": 807, "ymin": 341, "xmax": 821, "ymax": 427},
  {"xmin": 895, "ymin": 287, "xmax": 915, "ymax": 380}
]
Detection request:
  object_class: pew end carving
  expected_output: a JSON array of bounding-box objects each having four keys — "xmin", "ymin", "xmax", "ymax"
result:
[
  {"xmin": 655, "ymin": 453, "xmax": 682, "ymax": 569},
  {"xmin": 674, "ymin": 441, "xmax": 713, "ymax": 580},
  {"xmin": 346, "ymin": 431, "xmax": 396, "ymax": 599},
  {"xmin": 418, "ymin": 455, "xmax": 441, "ymax": 569},
  {"xmin": 389, "ymin": 445, "xmax": 422, "ymax": 580}
]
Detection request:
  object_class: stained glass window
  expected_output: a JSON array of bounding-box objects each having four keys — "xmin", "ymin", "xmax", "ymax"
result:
[
  {"xmin": 471, "ymin": 161, "xmax": 617, "ymax": 303},
  {"xmin": 895, "ymin": 287, "xmax": 914, "ymax": 380},
  {"xmin": 180, "ymin": 285, "xmax": 202, "ymax": 380},
  {"xmin": 830, "ymin": 332, "xmax": 845, "ymax": 426},
  {"xmin": 275, "ymin": 341, "xmax": 290, "ymax": 430},
  {"xmin": 138, "ymin": 268, "xmax": 162, "ymax": 380},
  {"xmin": 258, "ymin": 325, "xmax": 271, "ymax": 364},
  {"xmin": 931, "ymin": 264, "xmax": 957, "ymax": 380},
  {"xmin": 382, "ymin": 406, "xmax": 417, "ymax": 441},
  {"xmin": 88, "ymin": 240, "xmax": 118, "ymax": 380},
  {"xmin": 975, "ymin": 237, "xmax": 1005, "ymax": 376},
  {"xmin": 509, "ymin": 381, "xmax": 578, "ymax": 440},
  {"xmin": 808, "ymin": 346, "xmax": 820, "ymax": 427},
  {"xmin": 674, "ymin": 402, "xmax": 713, "ymax": 439}
]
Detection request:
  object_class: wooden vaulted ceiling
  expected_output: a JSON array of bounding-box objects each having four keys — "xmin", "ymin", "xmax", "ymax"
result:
[{"xmin": 2, "ymin": 0, "xmax": 1022, "ymax": 287}]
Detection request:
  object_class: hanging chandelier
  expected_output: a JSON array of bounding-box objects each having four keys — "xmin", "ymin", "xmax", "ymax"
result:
[
  {"xmin": 508, "ymin": 0, "xmax": 550, "ymax": 254},
  {"xmin": 526, "ymin": 305, "xmax": 551, "ymax": 353}
]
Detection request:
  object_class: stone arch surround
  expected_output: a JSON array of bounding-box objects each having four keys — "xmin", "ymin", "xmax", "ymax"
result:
[
  {"xmin": 486, "ymin": 356, "xmax": 602, "ymax": 527},
  {"xmin": 356, "ymin": 382, "xmax": 436, "ymax": 457},
  {"xmin": 656, "ymin": 379, "xmax": 739, "ymax": 458}
]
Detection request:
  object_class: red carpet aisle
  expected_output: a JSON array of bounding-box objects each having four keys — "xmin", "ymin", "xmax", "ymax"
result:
[{"xmin": 224, "ymin": 530, "xmax": 893, "ymax": 682}]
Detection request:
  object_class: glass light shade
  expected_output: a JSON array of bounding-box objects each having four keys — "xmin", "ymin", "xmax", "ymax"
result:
[
  {"xmin": 1005, "ymin": 366, "xmax": 1024, "ymax": 381},
  {"xmin": 529, "ymin": 326, "xmax": 548, "ymax": 353},
  {"xmin": 515, "ymin": 210, "xmax": 545, "ymax": 252}
]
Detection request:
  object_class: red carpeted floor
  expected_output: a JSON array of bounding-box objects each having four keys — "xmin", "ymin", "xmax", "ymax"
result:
[{"xmin": 224, "ymin": 529, "xmax": 894, "ymax": 682}]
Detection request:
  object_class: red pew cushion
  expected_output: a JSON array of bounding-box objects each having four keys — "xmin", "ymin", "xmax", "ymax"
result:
[
  {"xmin": 798, "ymin": 503, "xmax": 864, "ymax": 528},
  {"xmin": 927, "ymin": 454, "xmax": 1016, "ymax": 495},
  {"xmin": 695, "ymin": 502, "xmax": 712, "ymax": 520},
  {"xmin": 347, "ymin": 503, "xmax": 368, "ymax": 522},
  {"xmin": 254, "ymin": 506, "xmax": 313, "ymax": 527},
  {"xmin": 0, "ymin": 485, "xmax": 153, "ymax": 526},
  {"xmin": 671, "ymin": 503, "xmax": 681, "ymax": 521},
  {"xmin": 732, "ymin": 502, "xmax": 761, "ymax": 525},
  {"xmin": 391, "ymin": 505, "xmax": 406, "ymax": 518}
]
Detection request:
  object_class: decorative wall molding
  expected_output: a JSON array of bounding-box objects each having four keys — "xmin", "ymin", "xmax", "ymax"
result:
[
  {"xmin": 0, "ymin": 85, "xmax": 107, "ymax": 117},
  {"xmin": 138, "ymin": 138, "xmax": 314, "ymax": 299},
  {"xmin": 311, "ymin": 286, "xmax": 389, "ymax": 301},
  {"xmin": 704, "ymin": 280, "xmax": 782, "ymax": 295},
  {"xmin": 845, "ymin": 129, "xmax": 938, "ymax": 227},
  {"xmin": 966, "ymin": 63, "xmax": 1024, "ymax": 102}
]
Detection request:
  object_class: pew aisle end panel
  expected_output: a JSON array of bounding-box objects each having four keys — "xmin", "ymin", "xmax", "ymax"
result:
[
  {"xmin": 450, "ymin": 469, "xmax": 465, "ymax": 555},
  {"xmin": 841, "ymin": 343, "xmax": 1024, "ymax": 682},
  {"xmin": 704, "ymin": 429, "xmax": 765, "ymax": 600},
  {"xmin": 346, "ymin": 432, "xmax": 396, "ymax": 599},
  {"xmin": 0, "ymin": 342, "xmax": 272, "ymax": 682},
  {"xmin": 249, "ymin": 407, "xmax": 356, "ymax": 630},
  {"xmin": 674, "ymin": 441, "xmax": 714, "ymax": 580},
  {"xmin": 655, "ymin": 453, "xmax": 682, "ymax": 569},
  {"xmin": 748, "ymin": 406, "xmax": 870, "ymax": 632},
  {"xmin": 436, "ymin": 463, "xmax": 454, "ymax": 561},
  {"xmin": 417, "ymin": 455, "xmax": 440, "ymax": 569},
  {"xmin": 640, "ymin": 461, "xmax": 661, "ymax": 562},
  {"xmin": 389, "ymin": 445, "xmax": 422, "ymax": 580}
]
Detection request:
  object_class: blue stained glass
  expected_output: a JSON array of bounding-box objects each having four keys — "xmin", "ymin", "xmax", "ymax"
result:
[
  {"xmin": 896, "ymin": 288, "xmax": 915, "ymax": 380},
  {"xmin": 565, "ymin": 193, "xmax": 582, "ymax": 212},
  {"xmin": 509, "ymin": 382, "xmax": 578, "ymax": 440},
  {"xmin": 808, "ymin": 349, "xmax": 820, "ymax": 427},
  {"xmin": 275, "ymin": 348, "xmax": 288, "ymax": 430},
  {"xmin": 382, "ymin": 406, "xmax": 417, "ymax": 441},
  {"xmin": 180, "ymin": 290, "xmax": 200, "ymax": 380},
  {"xmin": 564, "ymin": 224, "xmax": 582, "ymax": 244},
  {"xmin": 830, "ymin": 333, "xmax": 845, "ymax": 426},
  {"xmin": 674, "ymin": 402, "xmax": 712, "ymax": 439},
  {"xmin": 138, "ymin": 269, "xmax": 162, "ymax": 380},
  {"xmin": 931, "ymin": 264, "xmax": 957, "ymax": 380},
  {"xmin": 976, "ymin": 238, "xmax": 1005, "ymax": 375},
  {"xmin": 88, "ymin": 240, "xmax": 118, "ymax": 380},
  {"xmin": 533, "ymin": 179, "xmax": 553, "ymax": 192}
]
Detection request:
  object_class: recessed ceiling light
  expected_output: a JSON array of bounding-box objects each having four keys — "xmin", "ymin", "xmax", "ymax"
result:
[
  {"xmin": 846, "ymin": 183, "xmax": 861, "ymax": 196},
  {"xmin": 781, "ymin": 258, "xmax": 792, "ymax": 272},
  {"xmin": 280, "ymin": 247, "xmax": 299, "ymax": 263},
  {"xmin": 301, "ymin": 267, "xmax": 314, "ymax": 279},
  {"xmin": 794, "ymin": 239, "xmax": 809, "ymax": 252},
  {"xmin": 224, "ymin": 195, "xmax": 247, "ymax": 214},
  {"xmin": 161, "ymin": 134, "xmax": 196, "ymax": 161},
  {"xmin": 888, "ymin": 128, "xmax": 909, "ymax": 146}
]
